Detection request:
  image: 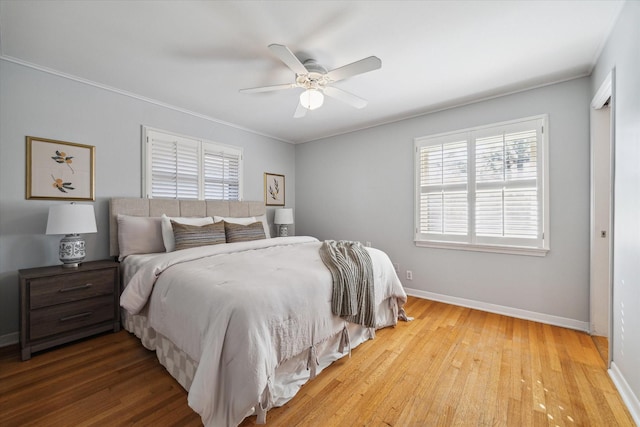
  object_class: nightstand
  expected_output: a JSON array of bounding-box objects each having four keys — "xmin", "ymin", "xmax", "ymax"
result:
[{"xmin": 19, "ymin": 260, "xmax": 120, "ymax": 361}]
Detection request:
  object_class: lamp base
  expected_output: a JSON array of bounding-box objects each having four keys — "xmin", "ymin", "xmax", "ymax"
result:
[
  {"xmin": 59, "ymin": 234, "xmax": 86, "ymax": 268},
  {"xmin": 278, "ymin": 224, "xmax": 290, "ymax": 237}
]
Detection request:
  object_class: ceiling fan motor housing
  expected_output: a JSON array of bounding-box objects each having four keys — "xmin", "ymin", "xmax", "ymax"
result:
[{"xmin": 297, "ymin": 59, "xmax": 329, "ymax": 90}]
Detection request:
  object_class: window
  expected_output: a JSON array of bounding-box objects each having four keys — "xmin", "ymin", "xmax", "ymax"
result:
[
  {"xmin": 143, "ymin": 127, "xmax": 243, "ymax": 200},
  {"xmin": 414, "ymin": 116, "xmax": 548, "ymax": 256}
]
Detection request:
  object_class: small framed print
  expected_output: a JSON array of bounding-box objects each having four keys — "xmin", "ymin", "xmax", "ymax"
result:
[
  {"xmin": 264, "ymin": 173, "xmax": 285, "ymax": 206},
  {"xmin": 26, "ymin": 136, "xmax": 95, "ymax": 201}
]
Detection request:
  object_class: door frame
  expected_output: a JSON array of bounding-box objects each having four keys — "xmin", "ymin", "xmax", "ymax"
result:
[{"xmin": 590, "ymin": 69, "xmax": 615, "ymax": 366}]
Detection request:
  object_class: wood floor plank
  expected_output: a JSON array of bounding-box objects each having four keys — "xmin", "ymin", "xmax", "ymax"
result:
[
  {"xmin": 1, "ymin": 296, "xmax": 635, "ymax": 427},
  {"xmin": 592, "ymin": 335, "xmax": 609, "ymax": 363}
]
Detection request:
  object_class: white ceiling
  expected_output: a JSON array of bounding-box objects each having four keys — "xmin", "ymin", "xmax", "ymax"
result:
[{"xmin": 0, "ymin": 0, "xmax": 624, "ymax": 144}]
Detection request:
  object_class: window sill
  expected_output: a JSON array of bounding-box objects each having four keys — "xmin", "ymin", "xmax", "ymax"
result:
[{"xmin": 414, "ymin": 240, "xmax": 549, "ymax": 257}]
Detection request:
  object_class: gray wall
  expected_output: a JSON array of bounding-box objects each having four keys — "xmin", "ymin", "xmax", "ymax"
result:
[
  {"xmin": 296, "ymin": 77, "xmax": 591, "ymax": 325},
  {"xmin": 591, "ymin": 0, "xmax": 640, "ymax": 416},
  {"xmin": 0, "ymin": 60, "xmax": 295, "ymax": 340}
]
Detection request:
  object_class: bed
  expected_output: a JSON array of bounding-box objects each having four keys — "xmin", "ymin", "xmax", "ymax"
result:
[{"xmin": 110, "ymin": 197, "xmax": 408, "ymax": 426}]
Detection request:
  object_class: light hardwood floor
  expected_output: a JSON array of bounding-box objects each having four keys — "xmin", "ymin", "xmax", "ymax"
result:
[{"xmin": 0, "ymin": 297, "xmax": 635, "ymax": 426}]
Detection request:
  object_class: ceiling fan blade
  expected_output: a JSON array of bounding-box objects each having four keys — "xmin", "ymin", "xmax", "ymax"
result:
[
  {"xmin": 239, "ymin": 83, "xmax": 296, "ymax": 94},
  {"xmin": 268, "ymin": 44, "xmax": 308, "ymax": 75},
  {"xmin": 325, "ymin": 56, "xmax": 382, "ymax": 82},
  {"xmin": 293, "ymin": 101, "xmax": 307, "ymax": 118},
  {"xmin": 323, "ymin": 86, "xmax": 368, "ymax": 109}
]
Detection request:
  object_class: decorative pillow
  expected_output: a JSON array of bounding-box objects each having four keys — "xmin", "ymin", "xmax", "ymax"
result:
[
  {"xmin": 254, "ymin": 214, "xmax": 271, "ymax": 239},
  {"xmin": 172, "ymin": 220, "xmax": 226, "ymax": 251},
  {"xmin": 214, "ymin": 214, "xmax": 271, "ymax": 238},
  {"xmin": 224, "ymin": 221, "xmax": 266, "ymax": 243},
  {"xmin": 161, "ymin": 214, "xmax": 214, "ymax": 252},
  {"xmin": 116, "ymin": 215, "xmax": 165, "ymax": 261}
]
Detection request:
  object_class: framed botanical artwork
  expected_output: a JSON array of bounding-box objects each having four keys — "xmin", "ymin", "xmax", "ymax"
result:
[
  {"xmin": 264, "ymin": 172, "xmax": 285, "ymax": 206},
  {"xmin": 26, "ymin": 136, "xmax": 95, "ymax": 201}
]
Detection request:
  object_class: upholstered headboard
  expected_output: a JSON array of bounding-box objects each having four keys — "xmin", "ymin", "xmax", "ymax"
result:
[{"xmin": 109, "ymin": 198, "xmax": 266, "ymax": 257}]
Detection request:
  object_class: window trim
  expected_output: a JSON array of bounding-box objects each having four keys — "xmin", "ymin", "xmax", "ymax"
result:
[
  {"xmin": 142, "ymin": 126, "xmax": 243, "ymax": 200},
  {"xmin": 414, "ymin": 115, "xmax": 550, "ymax": 256}
]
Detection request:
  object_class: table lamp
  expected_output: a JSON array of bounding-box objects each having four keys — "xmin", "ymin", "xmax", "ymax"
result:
[
  {"xmin": 274, "ymin": 208, "xmax": 293, "ymax": 237},
  {"xmin": 46, "ymin": 202, "xmax": 97, "ymax": 268}
]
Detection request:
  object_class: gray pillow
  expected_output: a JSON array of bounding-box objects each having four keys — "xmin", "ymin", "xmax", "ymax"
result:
[
  {"xmin": 224, "ymin": 221, "xmax": 266, "ymax": 243},
  {"xmin": 161, "ymin": 214, "xmax": 214, "ymax": 251},
  {"xmin": 172, "ymin": 220, "xmax": 226, "ymax": 251}
]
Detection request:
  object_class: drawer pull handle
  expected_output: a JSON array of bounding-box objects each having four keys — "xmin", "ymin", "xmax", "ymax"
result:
[
  {"xmin": 59, "ymin": 283, "xmax": 93, "ymax": 293},
  {"xmin": 60, "ymin": 311, "xmax": 93, "ymax": 322}
]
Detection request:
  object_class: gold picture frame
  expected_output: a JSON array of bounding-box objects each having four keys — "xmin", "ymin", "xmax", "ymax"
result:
[
  {"xmin": 26, "ymin": 136, "xmax": 95, "ymax": 201},
  {"xmin": 264, "ymin": 172, "xmax": 285, "ymax": 206}
]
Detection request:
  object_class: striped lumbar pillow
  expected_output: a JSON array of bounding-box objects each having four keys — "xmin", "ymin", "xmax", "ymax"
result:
[
  {"xmin": 224, "ymin": 221, "xmax": 266, "ymax": 243},
  {"xmin": 171, "ymin": 220, "xmax": 226, "ymax": 250}
]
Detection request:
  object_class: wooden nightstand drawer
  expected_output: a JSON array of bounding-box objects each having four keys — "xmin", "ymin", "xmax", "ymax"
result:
[
  {"xmin": 30, "ymin": 270, "xmax": 115, "ymax": 309},
  {"xmin": 30, "ymin": 295, "xmax": 115, "ymax": 340}
]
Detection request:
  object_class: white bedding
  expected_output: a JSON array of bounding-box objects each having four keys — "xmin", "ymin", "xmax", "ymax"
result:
[
  {"xmin": 120, "ymin": 252, "xmax": 163, "ymax": 287},
  {"xmin": 120, "ymin": 236, "xmax": 407, "ymax": 427}
]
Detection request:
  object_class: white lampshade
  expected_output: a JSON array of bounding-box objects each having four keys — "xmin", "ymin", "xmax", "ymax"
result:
[
  {"xmin": 46, "ymin": 203, "xmax": 97, "ymax": 235},
  {"xmin": 274, "ymin": 208, "xmax": 293, "ymax": 225},
  {"xmin": 46, "ymin": 203, "xmax": 97, "ymax": 268},
  {"xmin": 299, "ymin": 89, "xmax": 324, "ymax": 110}
]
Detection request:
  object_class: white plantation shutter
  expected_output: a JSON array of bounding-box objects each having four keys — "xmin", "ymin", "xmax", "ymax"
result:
[
  {"xmin": 415, "ymin": 116, "xmax": 548, "ymax": 255},
  {"xmin": 144, "ymin": 127, "xmax": 243, "ymax": 201},
  {"xmin": 418, "ymin": 140, "xmax": 468, "ymax": 238},
  {"xmin": 203, "ymin": 146, "xmax": 241, "ymax": 200},
  {"xmin": 148, "ymin": 135, "xmax": 199, "ymax": 199},
  {"xmin": 474, "ymin": 125, "xmax": 540, "ymax": 244}
]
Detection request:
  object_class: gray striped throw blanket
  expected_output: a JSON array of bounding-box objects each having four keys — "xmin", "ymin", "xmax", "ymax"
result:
[{"xmin": 319, "ymin": 240, "xmax": 376, "ymax": 328}]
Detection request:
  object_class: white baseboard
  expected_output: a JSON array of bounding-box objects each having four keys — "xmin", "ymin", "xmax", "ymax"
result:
[
  {"xmin": 609, "ymin": 362, "xmax": 640, "ymax": 425},
  {"xmin": 0, "ymin": 332, "xmax": 19, "ymax": 348},
  {"xmin": 404, "ymin": 287, "xmax": 590, "ymax": 332}
]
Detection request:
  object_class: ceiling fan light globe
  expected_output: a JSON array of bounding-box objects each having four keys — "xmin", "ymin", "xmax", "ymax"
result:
[{"xmin": 300, "ymin": 89, "xmax": 324, "ymax": 110}]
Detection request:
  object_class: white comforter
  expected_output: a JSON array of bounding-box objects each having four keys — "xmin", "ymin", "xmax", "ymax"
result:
[{"xmin": 120, "ymin": 236, "xmax": 407, "ymax": 427}]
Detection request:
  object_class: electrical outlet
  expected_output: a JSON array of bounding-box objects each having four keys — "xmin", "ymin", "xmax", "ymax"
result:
[
  {"xmin": 365, "ymin": 241, "xmax": 372, "ymax": 247},
  {"xmin": 406, "ymin": 270, "xmax": 413, "ymax": 280}
]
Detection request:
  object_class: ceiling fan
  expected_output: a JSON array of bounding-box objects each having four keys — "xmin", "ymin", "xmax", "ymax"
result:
[{"xmin": 239, "ymin": 44, "xmax": 382, "ymax": 118}]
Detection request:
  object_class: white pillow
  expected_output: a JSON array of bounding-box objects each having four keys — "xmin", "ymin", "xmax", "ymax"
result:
[
  {"xmin": 161, "ymin": 214, "xmax": 214, "ymax": 251},
  {"xmin": 116, "ymin": 215, "xmax": 165, "ymax": 261},
  {"xmin": 213, "ymin": 215, "xmax": 271, "ymax": 238}
]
